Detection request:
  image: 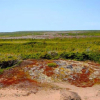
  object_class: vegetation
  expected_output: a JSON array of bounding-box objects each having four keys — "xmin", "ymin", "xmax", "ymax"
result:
[
  {"xmin": 58, "ymin": 30, "xmax": 100, "ymax": 36},
  {"xmin": 0, "ymin": 30, "xmax": 100, "ymax": 64},
  {"xmin": 48, "ymin": 63, "xmax": 57, "ymax": 67},
  {"xmin": 0, "ymin": 31, "xmax": 44, "ymax": 37},
  {"xmin": 1, "ymin": 30, "xmax": 100, "ymax": 37},
  {"xmin": 0, "ymin": 68, "xmax": 4, "ymax": 74}
]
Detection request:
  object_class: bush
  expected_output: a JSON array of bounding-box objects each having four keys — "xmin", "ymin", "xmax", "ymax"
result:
[
  {"xmin": 40, "ymin": 53, "xmax": 51, "ymax": 59},
  {"xmin": 0, "ymin": 69, "xmax": 4, "ymax": 75},
  {"xmin": 48, "ymin": 63, "xmax": 57, "ymax": 67}
]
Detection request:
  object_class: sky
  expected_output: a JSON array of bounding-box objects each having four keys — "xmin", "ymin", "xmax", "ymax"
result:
[{"xmin": 0, "ymin": 0, "xmax": 100, "ymax": 32}]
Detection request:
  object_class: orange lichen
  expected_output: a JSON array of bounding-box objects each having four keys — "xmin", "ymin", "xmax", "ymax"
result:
[
  {"xmin": 0, "ymin": 78, "xmax": 39, "ymax": 87},
  {"xmin": 68, "ymin": 67, "xmax": 95, "ymax": 87},
  {"xmin": 1, "ymin": 59, "xmax": 100, "ymax": 88}
]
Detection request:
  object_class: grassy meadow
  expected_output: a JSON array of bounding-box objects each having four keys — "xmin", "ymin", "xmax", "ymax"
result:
[
  {"xmin": 1, "ymin": 30, "xmax": 100, "ymax": 37},
  {"xmin": 0, "ymin": 31, "xmax": 44, "ymax": 37},
  {"xmin": 0, "ymin": 36, "xmax": 100, "ymax": 63}
]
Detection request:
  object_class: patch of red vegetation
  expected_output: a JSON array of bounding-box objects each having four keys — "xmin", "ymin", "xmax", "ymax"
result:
[
  {"xmin": 1, "ymin": 68, "xmax": 24, "ymax": 79},
  {"xmin": 94, "ymin": 78, "xmax": 100, "ymax": 84},
  {"xmin": 43, "ymin": 66, "xmax": 54, "ymax": 77},
  {"xmin": 0, "ymin": 66, "xmax": 39, "ymax": 88},
  {"xmin": 88, "ymin": 62, "xmax": 100, "ymax": 66},
  {"xmin": 0, "ymin": 78, "xmax": 39, "ymax": 87},
  {"xmin": 1, "ymin": 59, "xmax": 100, "ymax": 88},
  {"xmin": 68, "ymin": 67, "xmax": 97, "ymax": 87}
]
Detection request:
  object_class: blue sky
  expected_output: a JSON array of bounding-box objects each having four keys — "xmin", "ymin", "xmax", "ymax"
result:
[{"xmin": 0, "ymin": 0, "xmax": 100, "ymax": 32}]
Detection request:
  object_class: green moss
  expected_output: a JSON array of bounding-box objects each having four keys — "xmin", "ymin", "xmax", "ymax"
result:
[
  {"xmin": 0, "ymin": 69, "xmax": 4, "ymax": 75},
  {"xmin": 48, "ymin": 63, "xmax": 57, "ymax": 67}
]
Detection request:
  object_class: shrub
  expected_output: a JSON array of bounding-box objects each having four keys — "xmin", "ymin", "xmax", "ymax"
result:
[
  {"xmin": 40, "ymin": 53, "xmax": 51, "ymax": 59},
  {"xmin": 48, "ymin": 63, "xmax": 57, "ymax": 67},
  {"xmin": 0, "ymin": 69, "xmax": 4, "ymax": 75}
]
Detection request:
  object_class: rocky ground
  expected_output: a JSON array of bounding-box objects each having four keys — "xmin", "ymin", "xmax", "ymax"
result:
[
  {"xmin": 1, "ymin": 34, "xmax": 100, "ymax": 39},
  {"xmin": 0, "ymin": 59, "xmax": 100, "ymax": 100}
]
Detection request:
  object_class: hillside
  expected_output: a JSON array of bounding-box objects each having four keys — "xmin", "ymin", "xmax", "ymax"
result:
[
  {"xmin": 0, "ymin": 31, "xmax": 100, "ymax": 100},
  {"xmin": 0, "ymin": 30, "xmax": 100, "ymax": 39}
]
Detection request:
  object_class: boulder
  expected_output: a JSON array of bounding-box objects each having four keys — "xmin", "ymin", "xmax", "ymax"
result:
[
  {"xmin": 66, "ymin": 65, "xmax": 73, "ymax": 69},
  {"xmin": 60, "ymin": 89, "xmax": 81, "ymax": 100},
  {"xmin": 96, "ymin": 90, "xmax": 100, "ymax": 97}
]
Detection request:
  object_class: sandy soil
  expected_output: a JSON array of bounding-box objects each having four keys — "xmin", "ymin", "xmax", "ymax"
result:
[
  {"xmin": 0, "ymin": 82, "xmax": 100, "ymax": 100},
  {"xmin": 53, "ymin": 82, "xmax": 100, "ymax": 100}
]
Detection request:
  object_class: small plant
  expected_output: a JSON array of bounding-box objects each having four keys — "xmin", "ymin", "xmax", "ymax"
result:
[
  {"xmin": 0, "ymin": 69, "xmax": 4, "ymax": 75},
  {"xmin": 48, "ymin": 63, "xmax": 57, "ymax": 67}
]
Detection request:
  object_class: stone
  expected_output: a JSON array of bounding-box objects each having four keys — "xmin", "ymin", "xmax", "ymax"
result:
[
  {"xmin": 54, "ymin": 68, "xmax": 60, "ymax": 74},
  {"xmin": 63, "ymin": 78, "xmax": 68, "ymax": 81},
  {"xmin": 66, "ymin": 65, "xmax": 73, "ymax": 69},
  {"xmin": 54, "ymin": 61, "xmax": 61, "ymax": 66},
  {"xmin": 96, "ymin": 90, "xmax": 100, "ymax": 97},
  {"xmin": 58, "ymin": 60, "xmax": 67, "ymax": 66},
  {"xmin": 94, "ymin": 71, "xmax": 100, "ymax": 76},
  {"xmin": 85, "ymin": 68, "xmax": 89, "ymax": 74},
  {"xmin": 73, "ymin": 66, "xmax": 83, "ymax": 73},
  {"xmin": 89, "ymin": 70, "xmax": 100, "ymax": 80},
  {"xmin": 60, "ymin": 89, "xmax": 81, "ymax": 100},
  {"xmin": 38, "ymin": 73, "xmax": 53, "ymax": 83}
]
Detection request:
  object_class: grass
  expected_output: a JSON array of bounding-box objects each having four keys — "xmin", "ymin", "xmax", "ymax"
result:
[
  {"xmin": 0, "ymin": 30, "xmax": 100, "ymax": 64},
  {"xmin": 1, "ymin": 30, "xmax": 100, "ymax": 37},
  {"xmin": 0, "ymin": 69, "xmax": 4, "ymax": 74},
  {"xmin": 57, "ymin": 30, "xmax": 100, "ymax": 36},
  {"xmin": 0, "ymin": 37, "xmax": 100, "ymax": 63},
  {"xmin": 48, "ymin": 63, "xmax": 57, "ymax": 67},
  {"xmin": 0, "ymin": 31, "xmax": 44, "ymax": 37}
]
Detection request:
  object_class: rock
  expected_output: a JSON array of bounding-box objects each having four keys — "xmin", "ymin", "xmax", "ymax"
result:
[
  {"xmin": 63, "ymin": 78, "xmax": 68, "ymax": 81},
  {"xmin": 0, "ymin": 83, "xmax": 4, "ymax": 88},
  {"xmin": 94, "ymin": 71, "xmax": 100, "ymax": 76},
  {"xmin": 89, "ymin": 70, "xmax": 100, "ymax": 80},
  {"xmin": 22, "ymin": 90, "xmax": 38, "ymax": 96},
  {"xmin": 58, "ymin": 60, "xmax": 67, "ymax": 66},
  {"xmin": 66, "ymin": 65, "xmax": 73, "ymax": 69},
  {"xmin": 54, "ymin": 61, "xmax": 61, "ymax": 66},
  {"xmin": 85, "ymin": 68, "xmax": 89, "ymax": 74},
  {"xmin": 73, "ymin": 66, "xmax": 83, "ymax": 73},
  {"xmin": 54, "ymin": 68, "xmax": 60, "ymax": 74},
  {"xmin": 60, "ymin": 89, "xmax": 81, "ymax": 100},
  {"xmin": 96, "ymin": 90, "xmax": 100, "ymax": 97},
  {"xmin": 29, "ymin": 70, "xmax": 35, "ymax": 76},
  {"xmin": 37, "ymin": 73, "xmax": 53, "ymax": 83}
]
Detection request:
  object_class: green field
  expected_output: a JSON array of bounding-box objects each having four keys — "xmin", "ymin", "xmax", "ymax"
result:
[
  {"xmin": 0, "ymin": 31, "xmax": 44, "ymax": 37},
  {"xmin": 1, "ymin": 30, "xmax": 100, "ymax": 37},
  {"xmin": 58, "ymin": 30, "xmax": 100, "ymax": 36},
  {"xmin": 0, "ymin": 37, "xmax": 100, "ymax": 63}
]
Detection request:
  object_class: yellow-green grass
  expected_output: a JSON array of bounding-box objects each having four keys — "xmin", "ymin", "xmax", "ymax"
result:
[
  {"xmin": 0, "ymin": 37, "xmax": 100, "ymax": 62},
  {"xmin": 1, "ymin": 30, "xmax": 100, "ymax": 37}
]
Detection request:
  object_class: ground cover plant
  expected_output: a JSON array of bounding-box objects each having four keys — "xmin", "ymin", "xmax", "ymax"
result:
[
  {"xmin": 0, "ymin": 31, "xmax": 44, "ymax": 37},
  {"xmin": 1, "ymin": 30, "xmax": 100, "ymax": 37},
  {"xmin": 1, "ymin": 32, "xmax": 100, "ymax": 100},
  {"xmin": 58, "ymin": 30, "xmax": 100, "ymax": 36},
  {"xmin": 47, "ymin": 63, "xmax": 57, "ymax": 67},
  {"xmin": 0, "ymin": 37, "xmax": 100, "ymax": 63}
]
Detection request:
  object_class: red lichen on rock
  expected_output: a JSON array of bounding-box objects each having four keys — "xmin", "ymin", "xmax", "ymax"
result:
[
  {"xmin": 68, "ymin": 66, "xmax": 95, "ymax": 87},
  {"xmin": 43, "ymin": 66, "xmax": 54, "ymax": 77}
]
